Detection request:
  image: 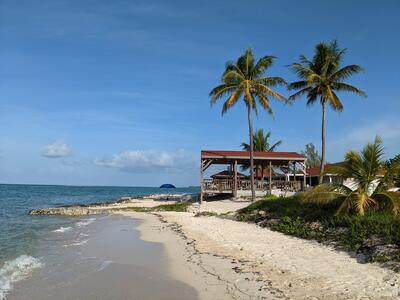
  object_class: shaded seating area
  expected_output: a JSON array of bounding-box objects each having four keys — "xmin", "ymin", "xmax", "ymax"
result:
[{"xmin": 200, "ymin": 150, "xmax": 307, "ymax": 202}]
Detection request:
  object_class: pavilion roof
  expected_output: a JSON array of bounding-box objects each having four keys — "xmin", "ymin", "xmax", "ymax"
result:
[{"xmin": 201, "ymin": 150, "xmax": 306, "ymax": 166}]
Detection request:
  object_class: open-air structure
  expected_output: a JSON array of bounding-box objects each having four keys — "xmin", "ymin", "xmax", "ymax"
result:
[{"xmin": 200, "ymin": 150, "xmax": 307, "ymax": 203}]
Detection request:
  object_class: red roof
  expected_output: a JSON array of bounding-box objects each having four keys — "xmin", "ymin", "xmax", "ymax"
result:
[
  {"xmin": 306, "ymin": 163, "xmax": 387, "ymax": 177},
  {"xmin": 201, "ymin": 150, "xmax": 306, "ymax": 160},
  {"xmin": 306, "ymin": 166, "xmax": 322, "ymax": 176}
]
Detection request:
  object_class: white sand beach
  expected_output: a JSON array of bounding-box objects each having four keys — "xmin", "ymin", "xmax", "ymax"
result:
[{"xmin": 118, "ymin": 199, "xmax": 400, "ymax": 299}]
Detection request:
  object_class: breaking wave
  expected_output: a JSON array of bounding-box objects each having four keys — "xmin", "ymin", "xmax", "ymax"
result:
[
  {"xmin": 52, "ymin": 226, "xmax": 72, "ymax": 233},
  {"xmin": 0, "ymin": 255, "xmax": 42, "ymax": 300}
]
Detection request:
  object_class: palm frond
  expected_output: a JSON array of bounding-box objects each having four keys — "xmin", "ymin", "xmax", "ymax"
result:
[
  {"xmin": 331, "ymin": 82, "xmax": 367, "ymax": 97},
  {"xmin": 254, "ymin": 83, "xmax": 286, "ymax": 102},
  {"xmin": 326, "ymin": 87, "xmax": 344, "ymax": 111},
  {"xmin": 252, "ymin": 55, "xmax": 275, "ymax": 78},
  {"xmin": 353, "ymin": 192, "xmax": 376, "ymax": 215},
  {"xmin": 209, "ymin": 84, "xmax": 239, "ymax": 105},
  {"xmin": 237, "ymin": 48, "xmax": 255, "ymax": 78},
  {"xmin": 301, "ymin": 184, "xmax": 351, "ymax": 205},
  {"xmin": 289, "ymin": 63, "xmax": 316, "ymax": 80},
  {"xmin": 288, "ymin": 87, "xmax": 312, "ymax": 103},
  {"xmin": 222, "ymin": 90, "xmax": 242, "ymax": 115},
  {"xmin": 288, "ymin": 80, "xmax": 308, "ymax": 91},
  {"xmin": 373, "ymin": 192, "xmax": 400, "ymax": 214},
  {"xmin": 255, "ymin": 92, "xmax": 273, "ymax": 116},
  {"xmin": 256, "ymin": 76, "xmax": 287, "ymax": 87},
  {"xmin": 330, "ymin": 65, "xmax": 364, "ymax": 82},
  {"xmin": 268, "ymin": 140, "xmax": 282, "ymax": 152}
]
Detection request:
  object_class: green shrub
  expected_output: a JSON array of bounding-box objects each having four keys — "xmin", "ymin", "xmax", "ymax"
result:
[
  {"xmin": 236, "ymin": 195, "xmax": 400, "ymax": 262},
  {"xmin": 122, "ymin": 202, "xmax": 191, "ymax": 213}
]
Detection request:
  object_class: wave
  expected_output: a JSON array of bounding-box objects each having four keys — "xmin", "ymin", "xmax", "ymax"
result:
[
  {"xmin": 63, "ymin": 239, "xmax": 89, "ymax": 248},
  {"xmin": 0, "ymin": 255, "xmax": 43, "ymax": 300},
  {"xmin": 76, "ymin": 218, "xmax": 96, "ymax": 227},
  {"xmin": 98, "ymin": 260, "xmax": 113, "ymax": 271},
  {"xmin": 52, "ymin": 226, "xmax": 72, "ymax": 233}
]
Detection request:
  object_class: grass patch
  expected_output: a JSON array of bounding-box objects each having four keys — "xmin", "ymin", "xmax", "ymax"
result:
[
  {"xmin": 121, "ymin": 202, "xmax": 191, "ymax": 213},
  {"xmin": 236, "ymin": 194, "xmax": 400, "ymax": 268}
]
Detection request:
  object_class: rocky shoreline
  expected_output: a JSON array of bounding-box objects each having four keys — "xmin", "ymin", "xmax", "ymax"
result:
[{"xmin": 29, "ymin": 193, "xmax": 198, "ymax": 216}]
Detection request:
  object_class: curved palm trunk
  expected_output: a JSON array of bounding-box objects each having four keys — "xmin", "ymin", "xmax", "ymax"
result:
[
  {"xmin": 247, "ymin": 102, "xmax": 256, "ymax": 201},
  {"xmin": 319, "ymin": 100, "xmax": 326, "ymax": 184}
]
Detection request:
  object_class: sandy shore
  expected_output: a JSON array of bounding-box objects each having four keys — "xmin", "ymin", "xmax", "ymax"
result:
[{"xmin": 118, "ymin": 199, "xmax": 400, "ymax": 300}]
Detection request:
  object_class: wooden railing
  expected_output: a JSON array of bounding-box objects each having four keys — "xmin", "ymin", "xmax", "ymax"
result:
[{"xmin": 203, "ymin": 179, "xmax": 303, "ymax": 192}]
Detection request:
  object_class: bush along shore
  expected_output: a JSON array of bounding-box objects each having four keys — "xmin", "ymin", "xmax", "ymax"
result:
[{"xmin": 235, "ymin": 195, "xmax": 400, "ymax": 271}]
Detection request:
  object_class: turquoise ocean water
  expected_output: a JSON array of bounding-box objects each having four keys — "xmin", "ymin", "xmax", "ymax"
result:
[{"xmin": 0, "ymin": 184, "xmax": 198, "ymax": 299}]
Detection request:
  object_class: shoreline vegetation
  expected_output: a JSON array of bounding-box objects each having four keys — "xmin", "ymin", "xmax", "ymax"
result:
[{"xmin": 30, "ymin": 193, "xmax": 400, "ymax": 299}]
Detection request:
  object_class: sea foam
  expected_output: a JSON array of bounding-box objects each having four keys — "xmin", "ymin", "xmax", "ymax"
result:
[
  {"xmin": 52, "ymin": 226, "xmax": 72, "ymax": 233},
  {"xmin": 76, "ymin": 218, "xmax": 96, "ymax": 227},
  {"xmin": 63, "ymin": 239, "xmax": 89, "ymax": 248},
  {"xmin": 0, "ymin": 255, "xmax": 42, "ymax": 300}
]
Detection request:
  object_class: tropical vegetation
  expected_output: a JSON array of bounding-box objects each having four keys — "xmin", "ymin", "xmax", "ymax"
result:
[
  {"xmin": 241, "ymin": 129, "xmax": 282, "ymax": 175},
  {"xmin": 236, "ymin": 195, "xmax": 400, "ymax": 268},
  {"xmin": 210, "ymin": 48, "xmax": 286, "ymax": 201},
  {"xmin": 288, "ymin": 40, "xmax": 366, "ymax": 183},
  {"xmin": 301, "ymin": 137, "xmax": 400, "ymax": 215}
]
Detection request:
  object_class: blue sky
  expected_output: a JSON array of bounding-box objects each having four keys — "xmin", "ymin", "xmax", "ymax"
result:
[{"xmin": 0, "ymin": 0, "xmax": 399, "ymax": 186}]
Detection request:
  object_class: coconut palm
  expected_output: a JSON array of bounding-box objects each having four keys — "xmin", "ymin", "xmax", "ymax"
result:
[
  {"xmin": 288, "ymin": 40, "xmax": 366, "ymax": 184},
  {"xmin": 301, "ymin": 137, "xmax": 400, "ymax": 215},
  {"xmin": 241, "ymin": 129, "xmax": 282, "ymax": 175},
  {"xmin": 210, "ymin": 49, "xmax": 286, "ymax": 201}
]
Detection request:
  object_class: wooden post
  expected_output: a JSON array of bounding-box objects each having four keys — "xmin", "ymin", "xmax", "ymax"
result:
[
  {"xmin": 293, "ymin": 162, "xmax": 296, "ymax": 182},
  {"xmin": 233, "ymin": 160, "xmax": 237, "ymax": 198},
  {"xmin": 303, "ymin": 162, "xmax": 307, "ymax": 191},
  {"xmin": 269, "ymin": 160, "xmax": 272, "ymax": 194},
  {"xmin": 200, "ymin": 159, "xmax": 204, "ymax": 204},
  {"xmin": 286, "ymin": 162, "xmax": 290, "ymax": 182}
]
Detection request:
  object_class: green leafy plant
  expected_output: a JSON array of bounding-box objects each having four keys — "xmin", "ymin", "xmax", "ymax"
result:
[
  {"xmin": 241, "ymin": 129, "xmax": 282, "ymax": 174},
  {"xmin": 302, "ymin": 137, "xmax": 400, "ymax": 215},
  {"xmin": 288, "ymin": 40, "xmax": 366, "ymax": 183},
  {"xmin": 210, "ymin": 48, "xmax": 286, "ymax": 201}
]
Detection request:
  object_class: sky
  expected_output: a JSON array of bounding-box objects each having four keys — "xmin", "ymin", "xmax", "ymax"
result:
[{"xmin": 0, "ymin": 0, "xmax": 399, "ymax": 187}]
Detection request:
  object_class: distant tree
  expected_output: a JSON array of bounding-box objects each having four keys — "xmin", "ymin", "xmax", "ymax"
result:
[
  {"xmin": 288, "ymin": 40, "xmax": 366, "ymax": 184},
  {"xmin": 241, "ymin": 129, "xmax": 282, "ymax": 174},
  {"xmin": 210, "ymin": 49, "xmax": 286, "ymax": 201},
  {"xmin": 302, "ymin": 143, "xmax": 321, "ymax": 168}
]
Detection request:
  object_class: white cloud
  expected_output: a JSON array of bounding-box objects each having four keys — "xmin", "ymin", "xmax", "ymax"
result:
[
  {"xmin": 95, "ymin": 150, "xmax": 195, "ymax": 172},
  {"xmin": 329, "ymin": 118, "xmax": 400, "ymax": 160},
  {"xmin": 43, "ymin": 140, "xmax": 72, "ymax": 158}
]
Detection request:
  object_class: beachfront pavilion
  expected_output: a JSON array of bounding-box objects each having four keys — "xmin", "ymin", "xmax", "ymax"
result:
[{"xmin": 200, "ymin": 150, "xmax": 307, "ymax": 203}]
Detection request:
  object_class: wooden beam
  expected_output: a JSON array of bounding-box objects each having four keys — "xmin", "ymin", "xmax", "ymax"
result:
[
  {"xmin": 233, "ymin": 160, "xmax": 238, "ymax": 197},
  {"xmin": 293, "ymin": 162, "xmax": 296, "ymax": 182},
  {"xmin": 200, "ymin": 158, "xmax": 204, "ymax": 204},
  {"xmin": 202, "ymin": 159, "xmax": 213, "ymax": 172}
]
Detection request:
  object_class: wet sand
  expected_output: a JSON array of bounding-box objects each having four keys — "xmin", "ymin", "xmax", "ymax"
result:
[{"xmin": 8, "ymin": 215, "xmax": 199, "ymax": 300}]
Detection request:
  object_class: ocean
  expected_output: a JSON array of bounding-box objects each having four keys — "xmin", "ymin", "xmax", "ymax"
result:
[{"xmin": 0, "ymin": 184, "xmax": 199, "ymax": 299}]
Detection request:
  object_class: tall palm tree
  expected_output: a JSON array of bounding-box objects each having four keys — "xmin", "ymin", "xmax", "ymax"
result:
[
  {"xmin": 241, "ymin": 129, "xmax": 282, "ymax": 176},
  {"xmin": 302, "ymin": 137, "xmax": 400, "ymax": 215},
  {"xmin": 210, "ymin": 49, "xmax": 286, "ymax": 201},
  {"xmin": 288, "ymin": 40, "xmax": 366, "ymax": 184}
]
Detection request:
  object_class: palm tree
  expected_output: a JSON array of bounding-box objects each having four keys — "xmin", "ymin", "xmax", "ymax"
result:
[
  {"xmin": 241, "ymin": 129, "xmax": 282, "ymax": 176},
  {"xmin": 288, "ymin": 40, "xmax": 366, "ymax": 184},
  {"xmin": 210, "ymin": 48, "xmax": 286, "ymax": 201},
  {"xmin": 302, "ymin": 137, "xmax": 400, "ymax": 215}
]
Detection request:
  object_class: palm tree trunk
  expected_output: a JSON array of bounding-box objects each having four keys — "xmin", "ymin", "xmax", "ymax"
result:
[
  {"xmin": 319, "ymin": 100, "xmax": 326, "ymax": 184},
  {"xmin": 247, "ymin": 102, "xmax": 256, "ymax": 201}
]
